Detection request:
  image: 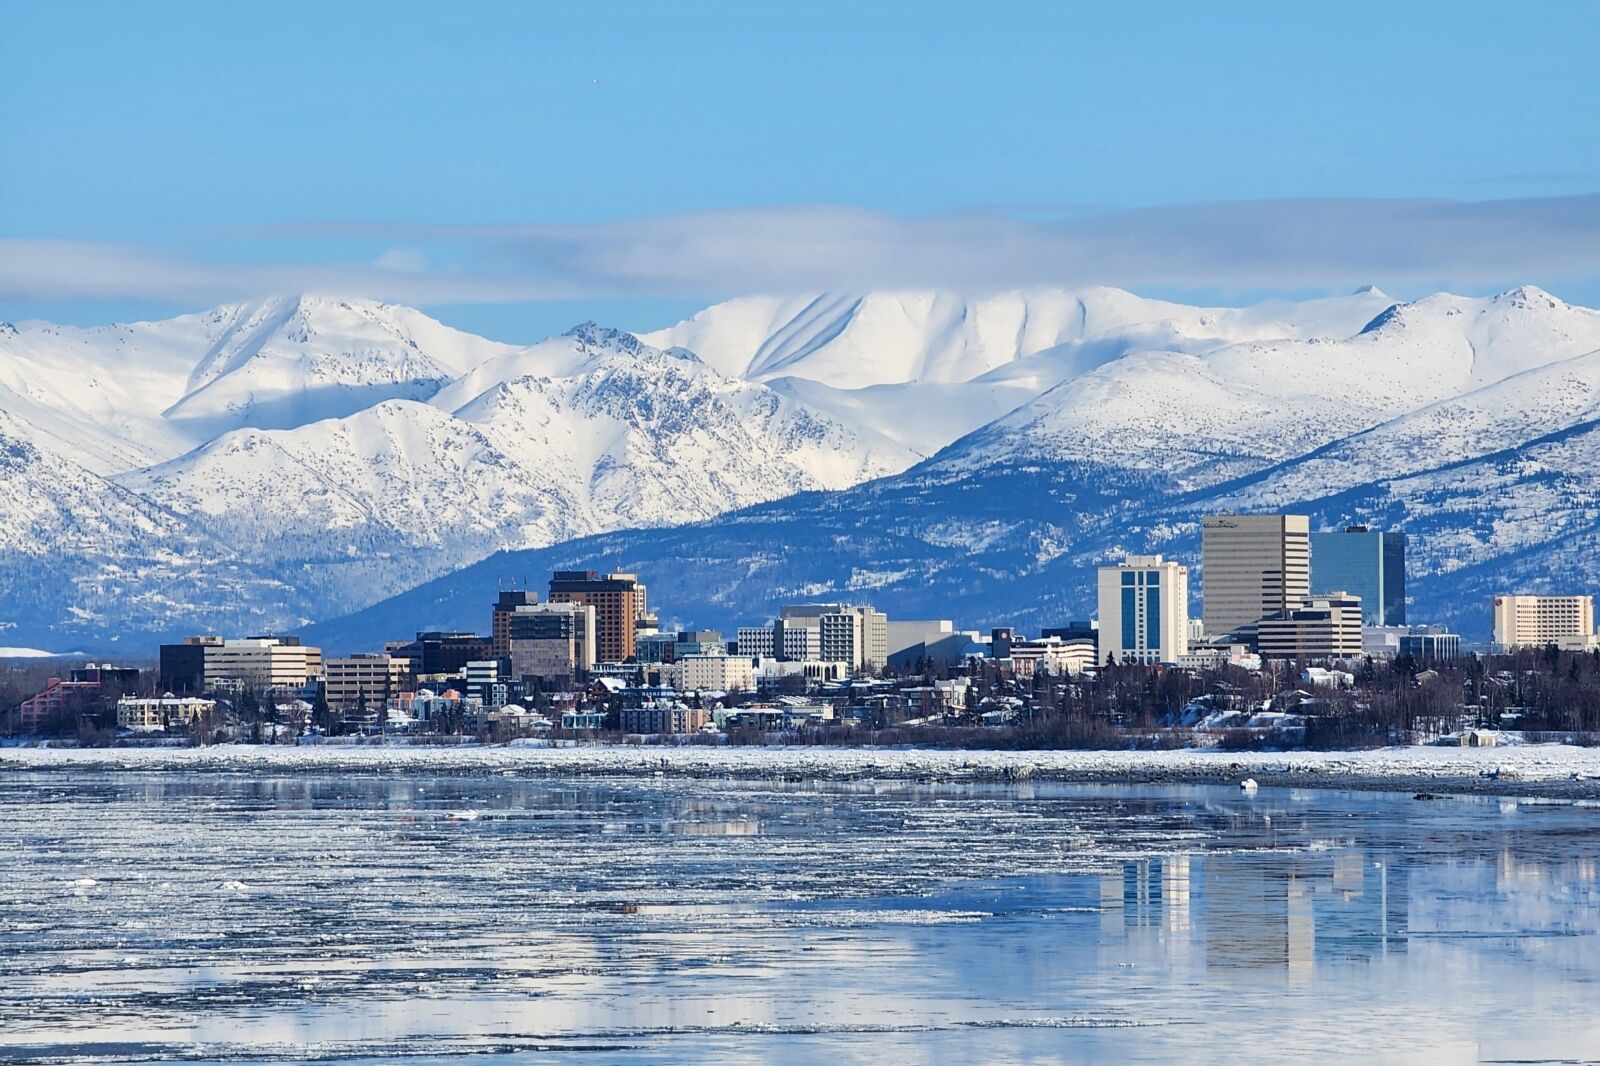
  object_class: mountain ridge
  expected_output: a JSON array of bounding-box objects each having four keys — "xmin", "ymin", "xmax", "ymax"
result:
[{"xmin": 3, "ymin": 283, "xmax": 1598, "ymax": 650}]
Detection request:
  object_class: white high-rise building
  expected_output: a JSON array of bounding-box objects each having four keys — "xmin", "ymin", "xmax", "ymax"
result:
[
  {"xmin": 1492, "ymin": 595, "xmax": 1595, "ymax": 649},
  {"xmin": 1097, "ymin": 555, "xmax": 1190, "ymax": 665},
  {"xmin": 1202, "ymin": 514, "xmax": 1311, "ymax": 643}
]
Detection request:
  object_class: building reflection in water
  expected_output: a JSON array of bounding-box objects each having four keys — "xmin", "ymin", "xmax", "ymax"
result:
[{"xmin": 1099, "ymin": 847, "xmax": 1409, "ymax": 972}]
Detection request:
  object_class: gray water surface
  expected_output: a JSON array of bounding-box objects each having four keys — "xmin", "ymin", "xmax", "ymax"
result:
[{"xmin": 2, "ymin": 772, "xmax": 1597, "ymax": 1064}]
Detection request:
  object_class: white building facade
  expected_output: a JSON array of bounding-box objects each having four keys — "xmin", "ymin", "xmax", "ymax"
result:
[
  {"xmin": 1492, "ymin": 595, "xmax": 1595, "ymax": 649},
  {"xmin": 1097, "ymin": 555, "xmax": 1190, "ymax": 665}
]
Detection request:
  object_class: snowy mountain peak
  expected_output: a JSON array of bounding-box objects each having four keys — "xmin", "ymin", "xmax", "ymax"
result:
[
  {"xmin": 1358, "ymin": 303, "xmax": 1405, "ymax": 335},
  {"xmin": 563, "ymin": 321, "xmax": 646, "ymax": 354},
  {"xmin": 1497, "ymin": 284, "xmax": 1565, "ymax": 309}
]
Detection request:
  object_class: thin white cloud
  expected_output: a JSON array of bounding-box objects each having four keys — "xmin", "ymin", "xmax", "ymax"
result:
[{"xmin": 2, "ymin": 195, "xmax": 1598, "ymax": 308}]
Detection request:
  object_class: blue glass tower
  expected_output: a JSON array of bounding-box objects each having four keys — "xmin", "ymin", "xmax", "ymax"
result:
[{"xmin": 1309, "ymin": 526, "xmax": 1406, "ymax": 626}]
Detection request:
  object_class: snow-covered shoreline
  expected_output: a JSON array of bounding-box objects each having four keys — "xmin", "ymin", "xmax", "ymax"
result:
[{"xmin": 8, "ymin": 743, "xmax": 1600, "ymax": 798}]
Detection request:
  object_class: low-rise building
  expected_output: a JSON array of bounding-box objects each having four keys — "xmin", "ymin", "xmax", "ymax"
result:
[
  {"xmin": 1256, "ymin": 593, "xmax": 1364, "ymax": 661},
  {"xmin": 618, "ymin": 704, "xmax": 711, "ymax": 734},
  {"xmin": 1400, "ymin": 626, "xmax": 1463, "ymax": 661},
  {"xmin": 886, "ymin": 619, "xmax": 975, "ymax": 669},
  {"xmin": 325, "ymin": 653, "xmax": 412, "ymax": 711},
  {"xmin": 117, "ymin": 695, "xmax": 215, "ymax": 731}
]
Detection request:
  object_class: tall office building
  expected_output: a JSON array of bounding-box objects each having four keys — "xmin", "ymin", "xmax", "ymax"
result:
[
  {"xmin": 508, "ymin": 602, "xmax": 597, "ymax": 681},
  {"xmin": 1097, "ymin": 555, "xmax": 1190, "ymax": 665},
  {"xmin": 547, "ymin": 571, "xmax": 642, "ymax": 663},
  {"xmin": 1310, "ymin": 526, "xmax": 1406, "ymax": 626},
  {"xmin": 491, "ymin": 589, "xmax": 539, "ymax": 659},
  {"xmin": 1492, "ymin": 595, "xmax": 1595, "ymax": 649},
  {"xmin": 1202, "ymin": 514, "xmax": 1311, "ymax": 643}
]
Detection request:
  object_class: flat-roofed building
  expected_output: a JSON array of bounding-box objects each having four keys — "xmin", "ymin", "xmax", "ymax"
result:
[
  {"xmin": 204, "ymin": 638, "xmax": 323, "ymax": 691},
  {"xmin": 737, "ymin": 626, "xmax": 775, "ymax": 658},
  {"xmin": 548, "ymin": 571, "xmax": 641, "ymax": 663},
  {"xmin": 668, "ymin": 653, "xmax": 756, "ymax": 693},
  {"xmin": 384, "ymin": 631, "xmax": 491, "ymax": 678},
  {"xmin": 1257, "ymin": 593, "xmax": 1364, "ymax": 661},
  {"xmin": 491, "ymin": 589, "xmax": 539, "ymax": 659},
  {"xmin": 1202, "ymin": 514, "xmax": 1311, "ymax": 644},
  {"xmin": 325, "ymin": 653, "xmax": 412, "ymax": 711},
  {"xmin": 1010, "ymin": 636, "xmax": 1099, "ymax": 676},
  {"xmin": 1311, "ymin": 526, "xmax": 1406, "ymax": 626},
  {"xmin": 509, "ymin": 602, "xmax": 597, "ymax": 682},
  {"xmin": 1097, "ymin": 554, "xmax": 1189, "ymax": 665},
  {"xmin": 1492, "ymin": 595, "xmax": 1595, "ymax": 649},
  {"xmin": 160, "ymin": 635, "xmax": 221, "ymax": 694},
  {"xmin": 117, "ymin": 695, "xmax": 215, "ymax": 731}
]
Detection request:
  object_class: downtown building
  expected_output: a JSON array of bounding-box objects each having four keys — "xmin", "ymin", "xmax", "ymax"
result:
[
  {"xmin": 1491, "ymin": 595, "xmax": 1596, "ymax": 649},
  {"xmin": 1096, "ymin": 554, "xmax": 1189, "ymax": 665},
  {"xmin": 775, "ymin": 604, "xmax": 888, "ymax": 672},
  {"xmin": 325, "ymin": 653, "xmax": 413, "ymax": 711},
  {"xmin": 508, "ymin": 601, "xmax": 598, "ymax": 683},
  {"xmin": 1256, "ymin": 593, "xmax": 1365, "ymax": 661},
  {"xmin": 547, "ymin": 571, "xmax": 644, "ymax": 663},
  {"xmin": 490, "ymin": 589, "xmax": 540, "ymax": 659},
  {"xmin": 184, "ymin": 637, "xmax": 323, "ymax": 693},
  {"xmin": 1202, "ymin": 514, "xmax": 1311, "ymax": 645},
  {"xmin": 1310, "ymin": 525, "xmax": 1406, "ymax": 626}
]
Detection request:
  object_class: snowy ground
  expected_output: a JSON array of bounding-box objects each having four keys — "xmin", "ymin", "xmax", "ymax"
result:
[{"xmin": 7, "ymin": 742, "xmax": 1600, "ymax": 797}]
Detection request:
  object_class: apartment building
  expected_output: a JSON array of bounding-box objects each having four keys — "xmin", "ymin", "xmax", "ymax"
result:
[
  {"xmin": 618, "ymin": 704, "xmax": 711, "ymax": 735},
  {"xmin": 668, "ymin": 653, "xmax": 756, "ymax": 692},
  {"xmin": 117, "ymin": 695, "xmax": 215, "ymax": 731}
]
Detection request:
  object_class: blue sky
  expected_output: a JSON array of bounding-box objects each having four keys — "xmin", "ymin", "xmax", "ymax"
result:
[{"xmin": 2, "ymin": 0, "xmax": 1598, "ymax": 340}]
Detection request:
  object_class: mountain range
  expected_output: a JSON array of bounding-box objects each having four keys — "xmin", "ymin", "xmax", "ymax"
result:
[{"xmin": 4, "ymin": 284, "xmax": 1599, "ymax": 653}]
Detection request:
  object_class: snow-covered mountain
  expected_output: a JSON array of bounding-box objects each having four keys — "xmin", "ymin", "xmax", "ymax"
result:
[
  {"xmin": 312, "ymin": 287, "xmax": 1600, "ymax": 650},
  {"xmin": 6, "ymin": 283, "xmax": 1600, "ymax": 649},
  {"xmin": 0, "ymin": 302, "xmax": 921, "ymax": 643}
]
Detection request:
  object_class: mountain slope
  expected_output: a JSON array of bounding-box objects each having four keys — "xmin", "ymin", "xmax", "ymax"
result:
[
  {"xmin": 641, "ymin": 286, "xmax": 1398, "ymax": 389},
  {"xmin": 312, "ymin": 288, "xmax": 1600, "ymax": 651},
  {"xmin": 10, "ymin": 284, "xmax": 1600, "ymax": 651}
]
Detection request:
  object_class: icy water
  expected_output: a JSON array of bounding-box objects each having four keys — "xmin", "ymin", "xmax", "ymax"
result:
[{"xmin": 3, "ymin": 773, "xmax": 1599, "ymax": 1065}]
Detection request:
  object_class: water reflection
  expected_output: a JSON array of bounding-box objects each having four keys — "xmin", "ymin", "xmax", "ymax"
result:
[{"xmin": 3, "ymin": 775, "xmax": 1599, "ymax": 1064}]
